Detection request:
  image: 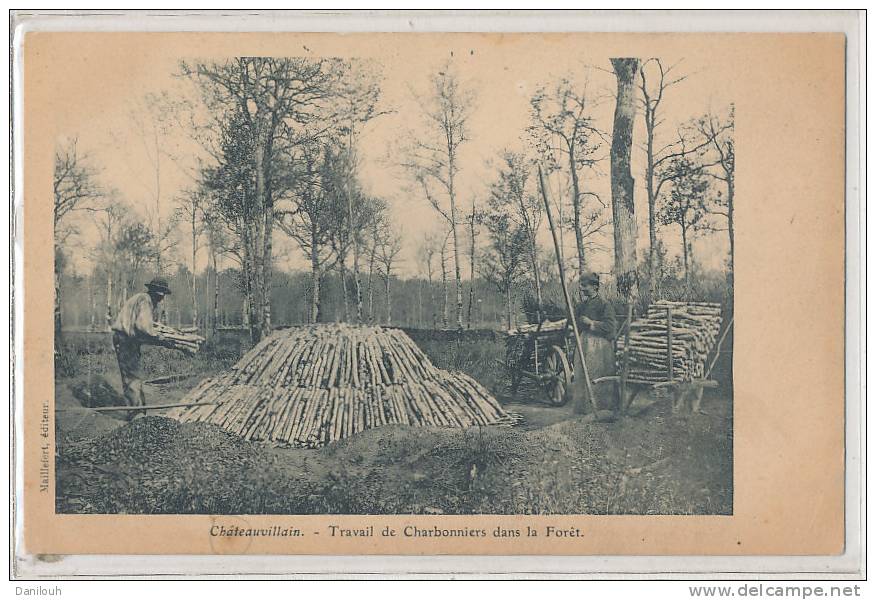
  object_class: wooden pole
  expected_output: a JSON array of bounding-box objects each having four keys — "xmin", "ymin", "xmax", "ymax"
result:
[
  {"xmin": 666, "ymin": 306, "xmax": 674, "ymax": 381},
  {"xmin": 619, "ymin": 305, "xmax": 633, "ymax": 415},
  {"xmin": 537, "ymin": 164, "xmax": 599, "ymax": 414},
  {"xmin": 57, "ymin": 401, "xmax": 217, "ymax": 413},
  {"xmin": 704, "ymin": 315, "xmax": 734, "ymax": 379}
]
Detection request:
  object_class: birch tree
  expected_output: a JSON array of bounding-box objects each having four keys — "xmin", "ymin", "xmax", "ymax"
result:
[{"xmin": 529, "ymin": 76, "xmax": 605, "ymax": 279}]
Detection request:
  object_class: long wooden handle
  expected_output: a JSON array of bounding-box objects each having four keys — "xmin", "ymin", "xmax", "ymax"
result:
[
  {"xmin": 57, "ymin": 401, "xmax": 217, "ymax": 413},
  {"xmin": 537, "ymin": 164, "xmax": 599, "ymax": 414},
  {"xmin": 704, "ymin": 315, "xmax": 734, "ymax": 379}
]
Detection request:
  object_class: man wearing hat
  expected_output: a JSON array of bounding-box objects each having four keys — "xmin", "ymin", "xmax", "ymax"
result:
[
  {"xmin": 573, "ymin": 271, "xmax": 618, "ymax": 414},
  {"xmin": 110, "ymin": 277, "xmax": 172, "ymax": 417}
]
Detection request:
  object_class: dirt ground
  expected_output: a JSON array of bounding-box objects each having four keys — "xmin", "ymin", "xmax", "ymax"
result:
[{"xmin": 55, "ymin": 363, "xmax": 733, "ymax": 515}]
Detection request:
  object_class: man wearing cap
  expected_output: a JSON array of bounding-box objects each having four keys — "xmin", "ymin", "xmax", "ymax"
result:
[
  {"xmin": 110, "ymin": 277, "xmax": 172, "ymax": 417},
  {"xmin": 572, "ymin": 271, "xmax": 618, "ymax": 414}
]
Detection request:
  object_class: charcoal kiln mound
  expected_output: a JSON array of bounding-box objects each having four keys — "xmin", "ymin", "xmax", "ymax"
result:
[{"xmin": 168, "ymin": 324, "xmax": 513, "ymax": 447}]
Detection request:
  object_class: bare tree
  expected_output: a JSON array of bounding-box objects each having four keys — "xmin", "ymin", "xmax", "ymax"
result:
[
  {"xmin": 333, "ymin": 60, "xmax": 389, "ymax": 323},
  {"xmin": 639, "ymin": 58, "xmax": 688, "ymax": 297},
  {"xmin": 417, "ymin": 232, "xmax": 441, "ymax": 327},
  {"xmin": 362, "ymin": 198, "xmax": 389, "ymax": 324},
  {"xmin": 375, "ymin": 228, "xmax": 403, "ymax": 325},
  {"xmin": 278, "ymin": 143, "xmax": 341, "ymax": 323},
  {"xmin": 438, "ymin": 228, "xmax": 452, "ymax": 328},
  {"xmin": 481, "ymin": 209, "xmax": 529, "ymax": 331},
  {"xmin": 174, "ymin": 187, "xmax": 206, "ymax": 327},
  {"xmin": 658, "ymin": 155, "xmax": 711, "ymax": 285},
  {"xmin": 53, "ymin": 138, "xmax": 102, "ymax": 371},
  {"xmin": 201, "ymin": 205, "xmax": 231, "ymax": 335},
  {"xmin": 465, "ymin": 196, "xmax": 480, "ymax": 329},
  {"xmin": 695, "ymin": 105, "xmax": 735, "ymax": 275},
  {"xmin": 400, "ymin": 63, "xmax": 475, "ymax": 330},
  {"xmin": 609, "ymin": 58, "xmax": 641, "ymax": 301},
  {"xmin": 529, "ymin": 76, "xmax": 605, "ymax": 279},
  {"xmin": 488, "ymin": 151, "xmax": 546, "ymax": 321},
  {"xmin": 93, "ymin": 200, "xmax": 127, "ymax": 325}
]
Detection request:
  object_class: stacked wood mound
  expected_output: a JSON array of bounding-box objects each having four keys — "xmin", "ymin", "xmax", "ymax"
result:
[
  {"xmin": 616, "ymin": 301, "xmax": 722, "ymax": 385},
  {"xmin": 167, "ymin": 324, "xmax": 512, "ymax": 447}
]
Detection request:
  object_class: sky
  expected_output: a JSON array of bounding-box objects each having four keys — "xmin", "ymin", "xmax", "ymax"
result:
[{"xmin": 53, "ymin": 32, "xmax": 734, "ymax": 280}]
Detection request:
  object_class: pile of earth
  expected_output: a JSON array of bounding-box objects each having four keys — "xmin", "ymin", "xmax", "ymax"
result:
[
  {"xmin": 56, "ymin": 416, "xmax": 274, "ymax": 514},
  {"xmin": 55, "ymin": 400, "xmax": 732, "ymax": 515},
  {"xmin": 55, "ymin": 415, "xmax": 623, "ymax": 515}
]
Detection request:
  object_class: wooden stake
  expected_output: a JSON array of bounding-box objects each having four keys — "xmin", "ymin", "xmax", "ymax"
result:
[{"xmin": 537, "ymin": 164, "xmax": 599, "ymax": 414}]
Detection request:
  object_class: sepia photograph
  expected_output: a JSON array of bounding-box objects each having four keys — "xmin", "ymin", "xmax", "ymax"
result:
[{"xmin": 50, "ymin": 38, "xmax": 736, "ymax": 517}]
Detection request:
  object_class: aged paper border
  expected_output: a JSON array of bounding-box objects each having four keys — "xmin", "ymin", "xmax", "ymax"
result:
[{"xmin": 11, "ymin": 10, "xmax": 863, "ymax": 574}]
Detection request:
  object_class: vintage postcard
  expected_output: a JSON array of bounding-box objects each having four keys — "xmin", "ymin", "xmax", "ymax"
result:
[{"xmin": 14, "ymin": 18, "xmax": 849, "ymax": 562}]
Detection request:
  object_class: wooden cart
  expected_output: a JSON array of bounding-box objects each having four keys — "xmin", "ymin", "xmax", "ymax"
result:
[
  {"xmin": 595, "ymin": 304, "xmax": 732, "ymax": 414},
  {"xmin": 504, "ymin": 320, "xmax": 576, "ymax": 406}
]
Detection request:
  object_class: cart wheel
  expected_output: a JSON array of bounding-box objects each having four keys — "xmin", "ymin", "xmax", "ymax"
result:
[{"xmin": 543, "ymin": 345, "xmax": 573, "ymax": 406}]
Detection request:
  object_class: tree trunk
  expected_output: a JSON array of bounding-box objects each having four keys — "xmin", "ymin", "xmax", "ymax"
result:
[
  {"xmin": 505, "ymin": 284, "xmax": 513, "ymax": 331},
  {"xmin": 681, "ymin": 223, "xmax": 690, "ymax": 285},
  {"xmin": 427, "ymin": 269, "xmax": 436, "ymax": 328},
  {"xmin": 568, "ymin": 146, "xmax": 588, "ymax": 281},
  {"xmin": 727, "ymin": 177, "xmax": 735, "ymax": 275},
  {"xmin": 466, "ymin": 207, "xmax": 475, "ymax": 329},
  {"xmin": 528, "ymin": 235, "xmax": 543, "ymax": 322},
  {"xmin": 346, "ymin": 177, "xmax": 363, "ymax": 324},
  {"xmin": 339, "ymin": 260, "xmax": 350, "ymax": 322},
  {"xmin": 440, "ymin": 242, "xmax": 449, "ymax": 329},
  {"xmin": 261, "ymin": 200, "xmax": 273, "ymax": 337},
  {"xmin": 88, "ymin": 274, "xmax": 95, "ymax": 330},
  {"xmin": 367, "ymin": 247, "xmax": 376, "ymax": 323},
  {"xmin": 609, "ymin": 58, "xmax": 641, "ymax": 300},
  {"xmin": 191, "ymin": 213, "xmax": 198, "ymax": 329},
  {"xmin": 310, "ymin": 222, "xmax": 322, "ymax": 323},
  {"xmin": 54, "ymin": 258, "xmax": 66, "ymax": 374},
  {"xmin": 105, "ymin": 267, "xmax": 113, "ymax": 327},
  {"xmin": 384, "ymin": 276, "xmax": 392, "ymax": 325},
  {"xmin": 211, "ymin": 243, "xmax": 219, "ymax": 337},
  {"xmin": 645, "ymin": 115, "xmax": 659, "ymax": 300},
  {"xmin": 450, "ymin": 215, "xmax": 463, "ymax": 329},
  {"xmin": 448, "ymin": 157, "xmax": 463, "ymax": 329}
]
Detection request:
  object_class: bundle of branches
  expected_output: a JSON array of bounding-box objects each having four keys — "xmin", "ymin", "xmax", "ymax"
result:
[
  {"xmin": 154, "ymin": 323, "xmax": 205, "ymax": 354},
  {"xmin": 616, "ymin": 301, "xmax": 722, "ymax": 385},
  {"xmin": 167, "ymin": 324, "xmax": 514, "ymax": 447},
  {"xmin": 510, "ymin": 319, "xmax": 567, "ymax": 335}
]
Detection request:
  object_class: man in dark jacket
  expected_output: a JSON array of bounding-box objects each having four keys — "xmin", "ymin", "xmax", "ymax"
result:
[
  {"xmin": 572, "ymin": 272, "xmax": 618, "ymax": 413},
  {"xmin": 110, "ymin": 277, "xmax": 172, "ymax": 417}
]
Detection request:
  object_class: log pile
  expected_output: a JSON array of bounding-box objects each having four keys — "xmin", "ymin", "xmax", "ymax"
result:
[
  {"xmin": 616, "ymin": 301, "xmax": 722, "ymax": 385},
  {"xmin": 154, "ymin": 323, "xmax": 205, "ymax": 354},
  {"xmin": 167, "ymin": 324, "xmax": 513, "ymax": 447}
]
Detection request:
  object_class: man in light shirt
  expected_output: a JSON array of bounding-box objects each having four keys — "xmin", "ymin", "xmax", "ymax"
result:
[{"xmin": 110, "ymin": 277, "xmax": 172, "ymax": 417}]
